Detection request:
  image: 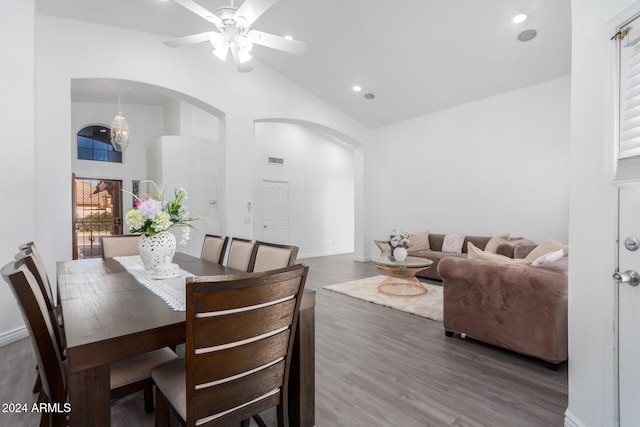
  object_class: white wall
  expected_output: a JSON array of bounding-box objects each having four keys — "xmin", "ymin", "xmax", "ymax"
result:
[
  {"xmin": 254, "ymin": 122, "xmax": 355, "ymax": 258},
  {"xmin": 368, "ymin": 76, "xmax": 571, "ymax": 253},
  {"xmin": 148, "ymin": 135, "xmax": 221, "ymax": 257},
  {"xmin": 0, "ymin": 0, "xmax": 35, "ymax": 345},
  {"xmin": 163, "ymin": 99, "xmax": 219, "ymax": 140},
  {"xmin": 567, "ymin": 1, "xmax": 636, "ymax": 426},
  {"xmin": 71, "ymin": 102, "xmax": 164, "ymax": 211}
]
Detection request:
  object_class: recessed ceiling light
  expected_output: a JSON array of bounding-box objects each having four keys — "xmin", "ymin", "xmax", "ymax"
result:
[
  {"xmin": 284, "ymin": 35, "xmax": 293, "ymax": 41},
  {"xmin": 513, "ymin": 14, "xmax": 527, "ymax": 24},
  {"xmin": 364, "ymin": 93, "xmax": 375, "ymax": 100},
  {"xmin": 518, "ymin": 29, "xmax": 537, "ymax": 42},
  {"xmin": 353, "ymin": 85, "xmax": 362, "ymax": 92}
]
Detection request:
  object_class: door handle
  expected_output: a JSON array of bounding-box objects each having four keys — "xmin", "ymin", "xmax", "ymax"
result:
[{"xmin": 613, "ymin": 269, "xmax": 640, "ymax": 286}]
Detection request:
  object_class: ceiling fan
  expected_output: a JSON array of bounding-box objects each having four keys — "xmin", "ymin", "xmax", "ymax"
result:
[{"xmin": 166, "ymin": 0, "xmax": 306, "ymax": 73}]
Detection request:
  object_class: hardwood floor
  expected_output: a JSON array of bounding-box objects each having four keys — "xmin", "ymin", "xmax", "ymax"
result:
[{"xmin": 0, "ymin": 254, "xmax": 567, "ymax": 426}]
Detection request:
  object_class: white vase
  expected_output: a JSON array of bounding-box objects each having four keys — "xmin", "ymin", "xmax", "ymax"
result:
[
  {"xmin": 393, "ymin": 247, "xmax": 408, "ymax": 262},
  {"xmin": 138, "ymin": 231, "xmax": 177, "ymax": 271}
]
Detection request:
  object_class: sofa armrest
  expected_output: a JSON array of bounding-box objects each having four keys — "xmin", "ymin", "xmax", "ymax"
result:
[
  {"xmin": 495, "ymin": 238, "xmax": 536, "ymax": 258},
  {"xmin": 438, "ymin": 257, "xmax": 568, "ymax": 363}
]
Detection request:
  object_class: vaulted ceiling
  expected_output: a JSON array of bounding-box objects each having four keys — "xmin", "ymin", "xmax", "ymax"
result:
[{"xmin": 38, "ymin": 0, "xmax": 571, "ymax": 129}]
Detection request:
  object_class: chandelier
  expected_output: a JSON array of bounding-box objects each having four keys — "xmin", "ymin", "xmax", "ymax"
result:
[{"xmin": 110, "ymin": 93, "xmax": 129, "ymax": 152}]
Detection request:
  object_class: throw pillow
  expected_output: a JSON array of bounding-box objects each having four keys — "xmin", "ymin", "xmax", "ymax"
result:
[
  {"xmin": 408, "ymin": 231, "xmax": 430, "ymax": 250},
  {"xmin": 442, "ymin": 234, "xmax": 465, "ymax": 254},
  {"xmin": 467, "ymin": 242, "xmax": 531, "ymax": 264},
  {"xmin": 484, "ymin": 233, "xmax": 510, "ymax": 253},
  {"xmin": 531, "ymin": 249, "xmax": 564, "ymax": 266},
  {"xmin": 525, "ymin": 238, "xmax": 569, "ymax": 262}
]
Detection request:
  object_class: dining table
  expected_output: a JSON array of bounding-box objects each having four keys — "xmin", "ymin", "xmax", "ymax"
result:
[{"xmin": 57, "ymin": 252, "xmax": 315, "ymax": 427}]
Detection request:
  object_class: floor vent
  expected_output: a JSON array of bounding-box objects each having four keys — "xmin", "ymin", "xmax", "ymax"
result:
[{"xmin": 268, "ymin": 157, "xmax": 284, "ymax": 165}]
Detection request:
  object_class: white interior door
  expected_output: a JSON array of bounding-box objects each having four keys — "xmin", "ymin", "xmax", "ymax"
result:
[
  {"xmin": 616, "ymin": 13, "xmax": 640, "ymax": 426},
  {"xmin": 261, "ymin": 180, "xmax": 289, "ymax": 244},
  {"xmin": 617, "ymin": 187, "xmax": 640, "ymax": 426}
]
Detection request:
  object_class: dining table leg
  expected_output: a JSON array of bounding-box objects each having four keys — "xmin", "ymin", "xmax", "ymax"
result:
[
  {"xmin": 289, "ymin": 291, "xmax": 315, "ymax": 427},
  {"xmin": 68, "ymin": 364, "xmax": 111, "ymax": 426}
]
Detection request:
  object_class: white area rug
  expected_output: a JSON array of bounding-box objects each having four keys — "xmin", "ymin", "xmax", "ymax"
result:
[{"xmin": 324, "ymin": 275, "xmax": 443, "ymax": 322}]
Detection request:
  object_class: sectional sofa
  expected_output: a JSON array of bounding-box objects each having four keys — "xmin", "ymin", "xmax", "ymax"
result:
[
  {"xmin": 374, "ymin": 232, "xmax": 569, "ymax": 365},
  {"xmin": 375, "ymin": 232, "xmax": 535, "ymax": 281}
]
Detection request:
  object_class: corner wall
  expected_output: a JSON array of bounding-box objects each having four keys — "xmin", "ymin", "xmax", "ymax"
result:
[{"xmin": 367, "ymin": 76, "xmax": 570, "ymax": 254}]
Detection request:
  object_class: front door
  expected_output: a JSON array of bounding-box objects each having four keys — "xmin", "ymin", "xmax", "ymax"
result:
[
  {"xmin": 72, "ymin": 176, "xmax": 123, "ymax": 259},
  {"xmin": 261, "ymin": 180, "xmax": 289, "ymax": 244}
]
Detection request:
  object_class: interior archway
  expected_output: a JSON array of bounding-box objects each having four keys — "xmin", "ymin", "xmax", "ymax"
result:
[{"xmin": 70, "ymin": 78, "xmax": 225, "ymax": 257}]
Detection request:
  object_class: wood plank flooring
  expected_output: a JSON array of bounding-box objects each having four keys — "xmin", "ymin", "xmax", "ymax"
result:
[{"xmin": 0, "ymin": 254, "xmax": 567, "ymax": 426}]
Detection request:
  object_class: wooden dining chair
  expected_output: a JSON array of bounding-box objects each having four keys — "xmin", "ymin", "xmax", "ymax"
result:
[
  {"xmin": 100, "ymin": 234, "xmax": 141, "ymax": 258},
  {"xmin": 152, "ymin": 264, "xmax": 309, "ymax": 427},
  {"xmin": 1, "ymin": 259, "xmax": 179, "ymax": 425},
  {"xmin": 250, "ymin": 241, "xmax": 299, "ymax": 273},
  {"xmin": 225, "ymin": 237, "xmax": 257, "ymax": 272},
  {"xmin": 15, "ymin": 245, "xmax": 63, "ymax": 394},
  {"xmin": 200, "ymin": 234, "xmax": 229, "ymax": 265}
]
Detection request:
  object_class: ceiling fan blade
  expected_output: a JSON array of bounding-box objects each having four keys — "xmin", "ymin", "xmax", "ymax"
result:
[
  {"xmin": 234, "ymin": 0, "xmax": 278, "ymax": 27},
  {"xmin": 173, "ymin": 0, "xmax": 223, "ymax": 27},
  {"xmin": 230, "ymin": 44, "xmax": 253, "ymax": 73},
  {"xmin": 165, "ymin": 31, "xmax": 214, "ymax": 48},
  {"xmin": 248, "ymin": 30, "xmax": 306, "ymax": 55}
]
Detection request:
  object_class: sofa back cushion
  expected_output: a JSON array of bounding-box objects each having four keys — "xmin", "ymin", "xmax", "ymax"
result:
[
  {"xmin": 429, "ymin": 234, "xmax": 492, "ymax": 253},
  {"xmin": 464, "ymin": 235, "xmax": 492, "ymax": 253}
]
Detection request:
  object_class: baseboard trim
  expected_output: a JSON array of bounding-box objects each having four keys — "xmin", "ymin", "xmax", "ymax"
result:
[
  {"xmin": 0, "ymin": 326, "xmax": 28, "ymax": 347},
  {"xmin": 564, "ymin": 410, "xmax": 588, "ymax": 427},
  {"xmin": 297, "ymin": 250, "xmax": 354, "ymax": 259}
]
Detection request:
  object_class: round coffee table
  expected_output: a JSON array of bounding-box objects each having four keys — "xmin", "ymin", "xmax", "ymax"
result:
[{"xmin": 372, "ymin": 256, "xmax": 434, "ymax": 297}]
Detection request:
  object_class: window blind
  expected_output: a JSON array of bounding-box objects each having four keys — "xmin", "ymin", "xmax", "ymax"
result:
[{"xmin": 620, "ymin": 39, "xmax": 640, "ymax": 158}]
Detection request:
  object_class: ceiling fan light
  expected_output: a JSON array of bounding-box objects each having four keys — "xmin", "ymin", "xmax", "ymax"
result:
[
  {"xmin": 238, "ymin": 50, "xmax": 252, "ymax": 63},
  {"xmin": 209, "ymin": 32, "xmax": 227, "ymax": 50},
  {"xmin": 236, "ymin": 35, "xmax": 254, "ymax": 53},
  {"xmin": 212, "ymin": 47, "xmax": 229, "ymax": 62}
]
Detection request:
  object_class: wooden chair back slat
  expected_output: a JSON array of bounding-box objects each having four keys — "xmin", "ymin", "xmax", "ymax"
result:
[
  {"xmin": 193, "ymin": 274, "xmax": 302, "ymax": 313},
  {"xmin": 194, "ymin": 325, "xmax": 291, "ymax": 384},
  {"xmin": 193, "ymin": 360, "xmax": 286, "ymax": 422},
  {"xmin": 194, "ymin": 299, "xmax": 296, "ymax": 349},
  {"xmin": 196, "ymin": 392, "xmax": 281, "ymax": 427}
]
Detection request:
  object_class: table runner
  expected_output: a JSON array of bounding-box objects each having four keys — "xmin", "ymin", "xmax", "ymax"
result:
[{"xmin": 114, "ymin": 255, "xmax": 190, "ymax": 311}]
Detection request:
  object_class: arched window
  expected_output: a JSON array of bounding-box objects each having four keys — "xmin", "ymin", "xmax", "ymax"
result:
[{"xmin": 77, "ymin": 125, "xmax": 122, "ymax": 163}]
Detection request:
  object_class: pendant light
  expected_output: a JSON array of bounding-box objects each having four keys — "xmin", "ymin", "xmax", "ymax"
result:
[{"xmin": 110, "ymin": 91, "xmax": 129, "ymax": 152}]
